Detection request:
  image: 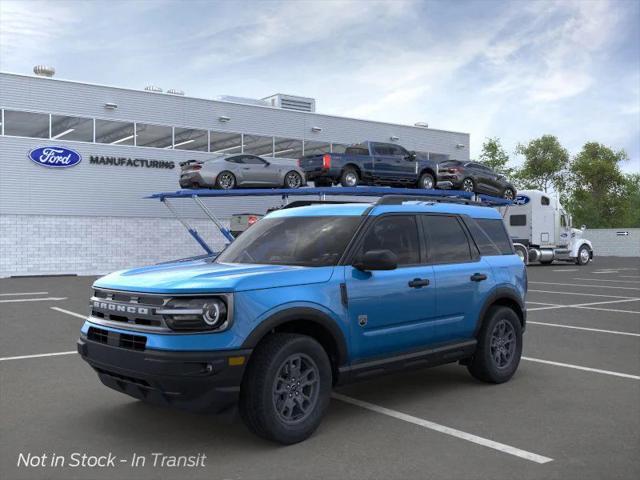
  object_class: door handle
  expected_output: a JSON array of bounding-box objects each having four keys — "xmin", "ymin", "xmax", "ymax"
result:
[
  {"xmin": 470, "ymin": 273, "xmax": 487, "ymax": 282},
  {"xmin": 408, "ymin": 278, "xmax": 430, "ymax": 288}
]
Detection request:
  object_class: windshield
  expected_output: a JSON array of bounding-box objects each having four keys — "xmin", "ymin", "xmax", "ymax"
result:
[{"xmin": 216, "ymin": 216, "xmax": 361, "ymax": 267}]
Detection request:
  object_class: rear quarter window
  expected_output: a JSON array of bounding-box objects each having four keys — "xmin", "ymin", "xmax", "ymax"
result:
[{"xmin": 467, "ymin": 218, "xmax": 514, "ymax": 255}]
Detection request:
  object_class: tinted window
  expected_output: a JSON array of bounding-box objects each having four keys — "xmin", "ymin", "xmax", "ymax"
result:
[
  {"xmin": 210, "ymin": 131, "xmax": 242, "ymax": 154},
  {"xmin": 467, "ymin": 218, "xmax": 513, "ymax": 255},
  {"xmin": 345, "ymin": 146, "xmax": 370, "ymax": 155},
  {"xmin": 304, "ymin": 140, "xmax": 331, "ymax": 156},
  {"xmin": 541, "ymin": 196, "xmax": 550, "ymax": 206},
  {"xmin": 226, "ymin": 156, "xmax": 244, "ymax": 164},
  {"xmin": 373, "ymin": 144, "xmax": 392, "ymax": 155},
  {"xmin": 422, "ymin": 215, "xmax": 472, "ymax": 263},
  {"xmin": 243, "ymin": 155, "xmax": 266, "ymax": 165},
  {"xmin": 4, "ymin": 110, "xmax": 49, "ymax": 138},
  {"xmin": 359, "ymin": 216, "xmax": 420, "ymax": 266},
  {"xmin": 136, "ymin": 123, "xmax": 173, "ymax": 148},
  {"xmin": 274, "ymin": 137, "xmax": 303, "ymax": 158},
  {"xmin": 216, "ymin": 216, "xmax": 360, "ymax": 267},
  {"xmin": 510, "ymin": 214, "xmax": 527, "ymax": 226},
  {"xmin": 388, "ymin": 145, "xmax": 408, "ymax": 156},
  {"xmin": 95, "ymin": 119, "xmax": 135, "ymax": 145},
  {"xmin": 243, "ymin": 134, "xmax": 273, "ymax": 156},
  {"xmin": 331, "ymin": 144, "xmax": 349, "ymax": 153},
  {"xmin": 51, "ymin": 114, "xmax": 93, "ymax": 142},
  {"xmin": 173, "ymin": 127, "xmax": 208, "ymax": 151}
]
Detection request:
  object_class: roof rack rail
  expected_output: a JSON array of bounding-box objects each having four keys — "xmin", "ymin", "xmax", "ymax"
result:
[{"xmin": 376, "ymin": 194, "xmax": 474, "ymax": 206}]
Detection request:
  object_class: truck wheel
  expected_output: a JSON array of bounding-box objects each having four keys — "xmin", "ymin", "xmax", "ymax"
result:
[
  {"xmin": 340, "ymin": 168, "xmax": 359, "ymax": 187},
  {"xmin": 503, "ymin": 187, "xmax": 515, "ymax": 200},
  {"xmin": 576, "ymin": 245, "xmax": 591, "ymax": 265},
  {"xmin": 418, "ymin": 172, "xmax": 435, "ymax": 190},
  {"xmin": 239, "ymin": 333, "xmax": 332, "ymax": 445},
  {"xmin": 467, "ymin": 306, "xmax": 522, "ymax": 384},
  {"xmin": 462, "ymin": 178, "xmax": 475, "ymax": 192},
  {"xmin": 514, "ymin": 244, "xmax": 528, "ymax": 264},
  {"xmin": 216, "ymin": 171, "xmax": 236, "ymax": 189}
]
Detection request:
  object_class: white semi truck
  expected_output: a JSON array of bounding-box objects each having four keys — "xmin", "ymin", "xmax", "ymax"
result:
[{"xmin": 499, "ymin": 190, "xmax": 593, "ymax": 265}]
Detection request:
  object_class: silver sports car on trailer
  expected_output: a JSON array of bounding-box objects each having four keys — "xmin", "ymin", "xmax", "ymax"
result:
[{"xmin": 179, "ymin": 154, "xmax": 307, "ymax": 189}]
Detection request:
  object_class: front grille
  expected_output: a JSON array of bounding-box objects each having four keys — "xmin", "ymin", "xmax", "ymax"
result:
[
  {"xmin": 87, "ymin": 326, "xmax": 147, "ymax": 351},
  {"xmin": 90, "ymin": 288, "xmax": 169, "ymax": 331},
  {"xmin": 94, "ymin": 367, "xmax": 150, "ymax": 387}
]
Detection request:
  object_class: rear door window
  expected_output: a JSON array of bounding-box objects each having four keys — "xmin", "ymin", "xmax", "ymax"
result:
[
  {"xmin": 421, "ymin": 215, "xmax": 473, "ymax": 263},
  {"xmin": 466, "ymin": 218, "xmax": 514, "ymax": 255}
]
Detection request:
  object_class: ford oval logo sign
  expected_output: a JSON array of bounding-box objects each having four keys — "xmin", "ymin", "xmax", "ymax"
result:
[
  {"xmin": 28, "ymin": 146, "xmax": 82, "ymax": 168},
  {"xmin": 514, "ymin": 195, "xmax": 530, "ymax": 205}
]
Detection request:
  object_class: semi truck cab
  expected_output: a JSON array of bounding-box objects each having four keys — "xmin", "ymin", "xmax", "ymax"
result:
[{"xmin": 500, "ymin": 190, "xmax": 593, "ymax": 265}]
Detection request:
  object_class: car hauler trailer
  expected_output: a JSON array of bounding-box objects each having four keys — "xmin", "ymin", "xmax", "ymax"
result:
[{"xmin": 499, "ymin": 190, "xmax": 593, "ymax": 266}]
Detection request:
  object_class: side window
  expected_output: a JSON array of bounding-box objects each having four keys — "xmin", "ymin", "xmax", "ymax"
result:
[
  {"xmin": 373, "ymin": 144, "xmax": 391, "ymax": 155},
  {"xmin": 467, "ymin": 218, "xmax": 514, "ymax": 255},
  {"xmin": 422, "ymin": 215, "xmax": 472, "ymax": 263},
  {"xmin": 226, "ymin": 156, "xmax": 244, "ymax": 164},
  {"xmin": 560, "ymin": 215, "xmax": 567, "ymax": 227},
  {"xmin": 510, "ymin": 215, "xmax": 526, "ymax": 226},
  {"xmin": 388, "ymin": 145, "xmax": 407, "ymax": 156},
  {"xmin": 541, "ymin": 196, "xmax": 550, "ymax": 206},
  {"xmin": 243, "ymin": 155, "xmax": 266, "ymax": 165},
  {"xmin": 359, "ymin": 216, "xmax": 420, "ymax": 266}
]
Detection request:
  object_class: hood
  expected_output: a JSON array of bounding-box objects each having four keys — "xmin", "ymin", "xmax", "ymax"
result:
[{"xmin": 94, "ymin": 259, "xmax": 334, "ymax": 294}]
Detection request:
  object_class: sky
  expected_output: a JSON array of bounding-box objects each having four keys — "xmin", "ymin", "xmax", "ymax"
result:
[{"xmin": 1, "ymin": 0, "xmax": 639, "ymax": 172}]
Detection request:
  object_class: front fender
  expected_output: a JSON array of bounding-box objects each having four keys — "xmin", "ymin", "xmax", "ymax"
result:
[{"xmin": 571, "ymin": 239, "xmax": 593, "ymax": 257}]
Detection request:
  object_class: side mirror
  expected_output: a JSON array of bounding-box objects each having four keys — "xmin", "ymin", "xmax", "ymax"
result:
[
  {"xmin": 581, "ymin": 225, "xmax": 586, "ymax": 231},
  {"xmin": 353, "ymin": 249, "xmax": 398, "ymax": 271},
  {"xmin": 405, "ymin": 151, "xmax": 417, "ymax": 161}
]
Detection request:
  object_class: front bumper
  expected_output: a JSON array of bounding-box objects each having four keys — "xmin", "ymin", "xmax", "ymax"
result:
[{"xmin": 78, "ymin": 335, "xmax": 250, "ymax": 413}]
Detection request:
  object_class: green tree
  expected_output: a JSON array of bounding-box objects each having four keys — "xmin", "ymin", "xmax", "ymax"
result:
[
  {"xmin": 515, "ymin": 135, "xmax": 569, "ymax": 193},
  {"xmin": 479, "ymin": 137, "xmax": 513, "ymax": 176},
  {"xmin": 565, "ymin": 142, "xmax": 631, "ymax": 228}
]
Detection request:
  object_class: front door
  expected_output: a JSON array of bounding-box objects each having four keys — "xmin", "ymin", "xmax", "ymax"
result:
[{"xmin": 345, "ymin": 215, "xmax": 437, "ymax": 361}]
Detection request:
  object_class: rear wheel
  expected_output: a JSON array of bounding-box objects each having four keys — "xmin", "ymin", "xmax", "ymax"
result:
[
  {"xmin": 418, "ymin": 172, "xmax": 435, "ymax": 190},
  {"xmin": 576, "ymin": 245, "xmax": 591, "ymax": 265},
  {"xmin": 462, "ymin": 177, "xmax": 475, "ymax": 192},
  {"xmin": 503, "ymin": 187, "xmax": 515, "ymax": 200},
  {"xmin": 467, "ymin": 306, "xmax": 522, "ymax": 384},
  {"xmin": 239, "ymin": 333, "xmax": 331, "ymax": 444},
  {"xmin": 284, "ymin": 171, "xmax": 303, "ymax": 189},
  {"xmin": 340, "ymin": 168, "xmax": 359, "ymax": 187},
  {"xmin": 216, "ymin": 171, "xmax": 236, "ymax": 190}
]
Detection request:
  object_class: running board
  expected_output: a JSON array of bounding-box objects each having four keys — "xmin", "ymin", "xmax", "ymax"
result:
[{"xmin": 337, "ymin": 339, "xmax": 477, "ymax": 385}]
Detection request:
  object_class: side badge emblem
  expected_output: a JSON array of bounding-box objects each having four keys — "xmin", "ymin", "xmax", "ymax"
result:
[{"xmin": 358, "ymin": 315, "xmax": 368, "ymax": 327}]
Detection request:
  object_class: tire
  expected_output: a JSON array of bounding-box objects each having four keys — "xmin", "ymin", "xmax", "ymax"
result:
[
  {"xmin": 284, "ymin": 171, "xmax": 303, "ymax": 189},
  {"xmin": 239, "ymin": 333, "xmax": 332, "ymax": 445},
  {"xmin": 540, "ymin": 260, "xmax": 553, "ymax": 265},
  {"xmin": 314, "ymin": 178, "xmax": 333, "ymax": 187},
  {"xmin": 503, "ymin": 187, "xmax": 515, "ymax": 200},
  {"xmin": 216, "ymin": 171, "xmax": 236, "ymax": 190},
  {"xmin": 514, "ymin": 244, "xmax": 528, "ymax": 265},
  {"xmin": 576, "ymin": 245, "xmax": 591, "ymax": 265},
  {"xmin": 461, "ymin": 177, "xmax": 475, "ymax": 193},
  {"xmin": 340, "ymin": 167, "xmax": 359, "ymax": 187},
  {"xmin": 418, "ymin": 172, "xmax": 435, "ymax": 190},
  {"xmin": 467, "ymin": 306, "xmax": 522, "ymax": 384}
]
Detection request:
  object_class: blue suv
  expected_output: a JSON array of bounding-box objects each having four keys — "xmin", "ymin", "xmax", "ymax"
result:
[{"xmin": 78, "ymin": 196, "xmax": 526, "ymax": 444}]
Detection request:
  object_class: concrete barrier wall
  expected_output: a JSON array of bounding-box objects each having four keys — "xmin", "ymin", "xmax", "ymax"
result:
[{"xmin": 585, "ymin": 228, "xmax": 640, "ymax": 257}]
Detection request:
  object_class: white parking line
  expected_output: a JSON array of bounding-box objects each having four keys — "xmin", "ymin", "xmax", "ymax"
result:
[
  {"xmin": 0, "ymin": 291, "xmax": 49, "ymax": 296},
  {"xmin": 526, "ymin": 297, "xmax": 640, "ymax": 312},
  {"xmin": 572, "ymin": 278, "xmax": 640, "ymax": 284},
  {"xmin": 0, "ymin": 351, "xmax": 76, "ymax": 362},
  {"xmin": 529, "ymin": 281, "xmax": 640, "ymax": 291},
  {"xmin": 620, "ymin": 275, "xmax": 640, "ymax": 279},
  {"xmin": 573, "ymin": 306, "xmax": 640, "ymax": 315},
  {"xmin": 0, "ymin": 297, "xmax": 67, "ymax": 304},
  {"xmin": 522, "ymin": 357, "xmax": 640, "ymax": 380},
  {"xmin": 529, "ymin": 289, "xmax": 638, "ymax": 299},
  {"xmin": 552, "ymin": 269, "xmax": 579, "ymax": 272},
  {"xmin": 526, "ymin": 301, "xmax": 561, "ymax": 306},
  {"xmin": 528, "ymin": 321, "xmax": 640, "ymax": 337},
  {"xmin": 332, "ymin": 393, "xmax": 553, "ymax": 464},
  {"xmin": 51, "ymin": 306, "xmax": 87, "ymax": 319}
]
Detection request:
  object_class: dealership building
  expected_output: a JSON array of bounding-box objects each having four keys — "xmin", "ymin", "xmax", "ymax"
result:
[{"xmin": 0, "ymin": 69, "xmax": 470, "ymax": 277}]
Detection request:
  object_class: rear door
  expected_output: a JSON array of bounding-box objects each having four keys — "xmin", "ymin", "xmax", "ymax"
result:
[
  {"xmin": 421, "ymin": 215, "xmax": 494, "ymax": 340},
  {"xmin": 372, "ymin": 143, "xmax": 395, "ymax": 180},
  {"xmin": 345, "ymin": 215, "xmax": 437, "ymax": 361}
]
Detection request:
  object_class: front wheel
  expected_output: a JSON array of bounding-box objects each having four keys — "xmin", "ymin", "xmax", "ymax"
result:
[
  {"xmin": 461, "ymin": 177, "xmax": 475, "ymax": 193},
  {"xmin": 576, "ymin": 245, "xmax": 591, "ymax": 265},
  {"xmin": 418, "ymin": 172, "xmax": 435, "ymax": 190},
  {"xmin": 467, "ymin": 306, "xmax": 522, "ymax": 384},
  {"xmin": 239, "ymin": 333, "xmax": 332, "ymax": 444},
  {"xmin": 503, "ymin": 187, "xmax": 515, "ymax": 200},
  {"xmin": 284, "ymin": 171, "xmax": 303, "ymax": 189}
]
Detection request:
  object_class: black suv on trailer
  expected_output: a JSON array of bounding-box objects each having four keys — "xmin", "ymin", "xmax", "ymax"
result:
[{"xmin": 438, "ymin": 160, "xmax": 516, "ymax": 200}]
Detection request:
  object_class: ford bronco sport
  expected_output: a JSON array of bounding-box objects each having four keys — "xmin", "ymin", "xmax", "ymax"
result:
[{"xmin": 78, "ymin": 196, "xmax": 526, "ymax": 444}]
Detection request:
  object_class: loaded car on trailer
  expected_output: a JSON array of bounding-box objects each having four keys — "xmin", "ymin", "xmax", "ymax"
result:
[
  {"xmin": 298, "ymin": 141, "xmax": 447, "ymax": 190},
  {"xmin": 437, "ymin": 160, "xmax": 517, "ymax": 200},
  {"xmin": 77, "ymin": 188, "xmax": 526, "ymax": 444},
  {"xmin": 500, "ymin": 189, "xmax": 593, "ymax": 265}
]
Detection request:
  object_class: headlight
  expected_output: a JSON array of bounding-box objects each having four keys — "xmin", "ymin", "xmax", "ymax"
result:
[{"xmin": 159, "ymin": 297, "xmax": 230, "ymax": 332}]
